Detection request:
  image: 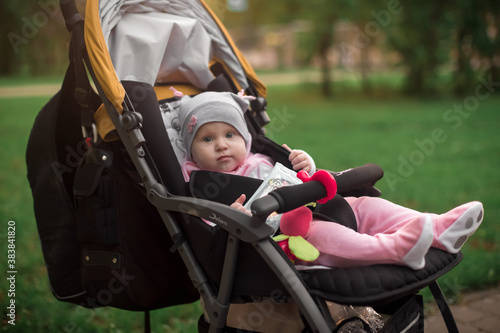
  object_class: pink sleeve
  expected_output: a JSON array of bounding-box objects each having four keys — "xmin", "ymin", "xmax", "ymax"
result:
[
  {"xmin": 181, "ymin": 159, "xmax": 201, "ymax": 181},
  {"xmin": 238, "ymin": 153, "xmax": 275, "ymax": 179}
]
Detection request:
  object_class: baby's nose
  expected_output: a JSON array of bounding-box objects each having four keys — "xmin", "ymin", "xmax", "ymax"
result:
[{"xmin": 215, "ymin": 138, "xmax": 228, "ymax": 150}]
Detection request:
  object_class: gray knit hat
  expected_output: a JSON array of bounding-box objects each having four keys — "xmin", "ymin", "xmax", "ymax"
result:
[{"xmin": 179, "ymin": 91, "xmax": 251, "ymax": 159}]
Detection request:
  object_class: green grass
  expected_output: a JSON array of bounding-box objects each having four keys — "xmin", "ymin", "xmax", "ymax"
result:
[
  {"xmin": 0, "ymin": 74, "xmax": 65, "ymax": 87},
  {"xmin": 0, "ymin": 78, "xmax": 499, "ymax": 331}
]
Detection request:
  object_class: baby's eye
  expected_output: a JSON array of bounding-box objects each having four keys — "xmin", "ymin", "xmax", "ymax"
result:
[
  {"xmin": 226, "ymin": 132, "xmax": 234, "ymax": 139},
  {"xmin": 202, "ymin": 136, "xmax": 213, "ymax": 143}
]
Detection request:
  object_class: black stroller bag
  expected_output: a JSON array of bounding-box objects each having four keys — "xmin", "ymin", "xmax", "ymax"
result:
[{"xmin": 26, "ymin": 66, "xmax": 198, "ymax": 311}]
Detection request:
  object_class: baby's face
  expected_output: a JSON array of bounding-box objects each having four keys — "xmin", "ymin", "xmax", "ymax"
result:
[{"xmin": 191, "ymin": 122, "xmax": 246, "ymax": 173}]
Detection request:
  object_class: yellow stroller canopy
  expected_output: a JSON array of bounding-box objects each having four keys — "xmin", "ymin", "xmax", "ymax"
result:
[
  {"xmin": 84, "ymin": 0, "xmax": 266, "ymax": 139},
  {"xmin": 85, "ymin": 0, "xmax": 266, "ymax": 101}
]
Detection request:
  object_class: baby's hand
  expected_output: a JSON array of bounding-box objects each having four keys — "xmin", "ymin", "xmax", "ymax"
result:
[
  {"xmin": 282, "ymin": 144, "xmax": 312, "ymax": 174},
  {"xmin": 231, "ymin": 194, "xmax": 251, "ymax": 215}
]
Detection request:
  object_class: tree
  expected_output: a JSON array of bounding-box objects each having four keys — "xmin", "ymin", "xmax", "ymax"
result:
[
  {"xmin": 0, "ymin": 2, "xmax": 28, "ymax": 75},
  {"xmin": 480, "ymin": 4, "xmax": 500, "ymax": 90},
  {"xmin": 290, "ymin": 0, "xmax": 352, "ymax": 97},
  {"xmin": 385, "ymin": 1, "xmax": 454, "ymax": 95},
  {"xmin": 0, "ymin": 0, "xmax": 69, "ymax": 76},
  {"xmin": 453, "ymin": 0, "xmax": 479, "ymax": 95},
  {"xmin": 307, "ymin": 1, "xmax": 339, "ymax": 97},
  {"xmin": 463, "ymin": 0, "xmax": 500, "ymax": 94},
  {"xmin": 452, "ymin": 0, "xmax": 499, "ymax": 95},
  {"xmin": 337, "ymin": 0, "xmax": 389, "ymax": 95},
  {"xmin": 218, "ymin": 0, "xmax": 343, "ymax": 97}
]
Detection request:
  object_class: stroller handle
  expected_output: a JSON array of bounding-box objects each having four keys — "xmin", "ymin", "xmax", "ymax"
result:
[
  {"xmin": 60, "ymin": 0, "xmax": 83, "ymax": 31},
  {"xmin": 251, "ymin": 163, "xmax": 384, "ymax": 223},
  {"xmin": 250, "ymin": 182, "xmax": 327, "ymax": 224},
  {"xmin": 333, "ymin": 163, "xmax": 384, "ymax": 194}
]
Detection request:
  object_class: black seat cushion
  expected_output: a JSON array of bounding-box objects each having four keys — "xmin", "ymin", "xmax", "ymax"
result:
[{"xmin": 300, "ymin": 248, "xmax": 462, "ymax": 306}]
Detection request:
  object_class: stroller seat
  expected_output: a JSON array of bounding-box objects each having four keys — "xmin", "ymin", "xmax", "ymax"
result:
[
  {"xmin": 301, "ymin": 248, "xmax": 461, "ymax": 306},
  {"xmin": 27, "ymin": 1, "xmax": 465, "ymax": 332}
]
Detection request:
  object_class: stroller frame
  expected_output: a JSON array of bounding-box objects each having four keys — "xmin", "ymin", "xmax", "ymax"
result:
[
  {"xmin": 51, "ymin": 1, "xmax": 462, "ymax": 332},
  {"xmin": 82, "ymin": 35, "xmax": 333, "ymax": 333}
]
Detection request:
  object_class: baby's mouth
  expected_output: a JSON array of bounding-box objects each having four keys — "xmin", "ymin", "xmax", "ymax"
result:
[{"xmin": 218, "ymin": 155, "xmax": 230, "ymax": 161}]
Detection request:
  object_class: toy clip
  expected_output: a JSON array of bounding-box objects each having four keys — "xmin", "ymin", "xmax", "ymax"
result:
[{"xmin": 297, "ymin": 170, "xmax": 337, "ymax": 204}]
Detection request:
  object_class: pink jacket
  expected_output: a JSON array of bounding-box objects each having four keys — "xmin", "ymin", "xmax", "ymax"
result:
[{"xmin": 181, "ymin": 152, "xmax": 275, "ymax": 181}]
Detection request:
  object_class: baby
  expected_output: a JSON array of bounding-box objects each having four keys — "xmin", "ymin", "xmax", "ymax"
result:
[{"xmin": 179, "ymin": 91, "xmax": 484, "ymax": 270}]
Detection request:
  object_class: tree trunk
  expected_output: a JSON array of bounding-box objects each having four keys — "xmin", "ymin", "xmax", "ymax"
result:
[
  {"xmin": 318, "ymin": 25, "xmax": 334, "ymax": 97},
  {"xmin": 360, "ymin": 44, "xmax": 371, "ymax": 95}
]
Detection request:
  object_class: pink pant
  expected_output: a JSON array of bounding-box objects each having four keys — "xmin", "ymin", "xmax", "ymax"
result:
[{"xmin": 301, "ymin": 197, "xmax": 482, "ymax": 269}]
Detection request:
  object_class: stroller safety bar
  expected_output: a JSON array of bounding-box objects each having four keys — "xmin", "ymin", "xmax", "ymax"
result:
[
  {"xmin": 148, "ymin": 190, "xmax": 275, "ymax": 243},
  {"xmin": 251, "ymin": 181, "xmax": 327, "ymax": 223},
  {"xmin": 251, "ymin": 163, "xmax": 384, "ymax": 224},
  {"xmin": 333, "ymin": 163, "xmax": 384, "ymax": 194}
]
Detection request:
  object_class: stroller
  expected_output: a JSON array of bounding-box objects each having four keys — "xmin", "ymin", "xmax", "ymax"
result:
[{"xmin": 27, "ymin": 0, "xmax": 463, "ymax": 332}]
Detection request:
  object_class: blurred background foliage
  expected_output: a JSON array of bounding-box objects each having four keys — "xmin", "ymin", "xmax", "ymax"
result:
[{"xmin": 1, "ymin": 0, "xmax": 499, "ymax": 97}]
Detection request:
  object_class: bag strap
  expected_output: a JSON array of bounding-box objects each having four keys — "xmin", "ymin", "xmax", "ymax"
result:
[
  {"xmin": 67, "ymin": 19, "xmax": 98, "ymax": 145},
  {"xmin": 144, "ymin": 311, "xmax": 151, "ymax": 333}
]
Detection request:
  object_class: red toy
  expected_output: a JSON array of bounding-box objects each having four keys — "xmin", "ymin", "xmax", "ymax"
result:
[{"xmin": 273, "ymin": 170, "xmax": 337, "ymax": 263}]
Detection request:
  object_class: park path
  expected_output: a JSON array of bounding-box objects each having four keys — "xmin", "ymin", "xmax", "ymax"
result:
[
  {"xmin": 424, "ymin": 285, "xmax": 500, "ymax": 332},
  {"xmin": 0, "ymin": 70, "xmax": 325, "ymax": 98},
  {"xmin": 0, "ymin": 83, "xmax": 61, "ymax": 98}
]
